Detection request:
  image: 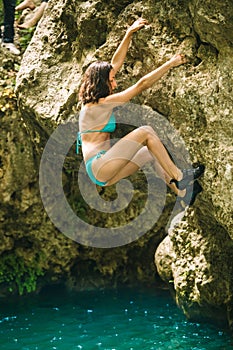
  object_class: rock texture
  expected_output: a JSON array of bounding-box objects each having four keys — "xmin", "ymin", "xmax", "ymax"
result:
[{"xmin": 0, "ymin": 0, "xmax": 233, "ymax": 330}]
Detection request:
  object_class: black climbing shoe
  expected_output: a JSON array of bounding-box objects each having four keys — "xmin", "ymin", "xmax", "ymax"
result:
[
  {"xmin": 178, "ymin": 180, "xmax": 203, "ymax": 206},
  {"xmin": 170, "ymin": 164, "xmax": 205, "ymax": 190}
]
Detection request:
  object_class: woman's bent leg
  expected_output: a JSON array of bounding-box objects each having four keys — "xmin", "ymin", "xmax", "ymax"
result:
[
  {"xmin": 105, "ymin": 146, "xmax": 185, "ymax": 196},
  {"xmin": 106, "ymin": 146, "xmax": 152, "ymax": 185},
  {"xmin": 92, "ymin": 126, "xmax": 182, "ymax": 184}
]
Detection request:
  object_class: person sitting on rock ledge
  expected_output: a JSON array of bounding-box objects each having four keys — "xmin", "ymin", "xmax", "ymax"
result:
[
  {"xmin": 77, "ymin": 18, "xmax": 205, "ymax": 207},
  {"xmin": 16, "ymin": 0, "xmax": 49, "ymax": 29}
]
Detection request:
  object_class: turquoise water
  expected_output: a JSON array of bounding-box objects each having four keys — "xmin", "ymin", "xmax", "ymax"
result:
[{"xmin": 0, "ymin": 287, "xmax": 232, "ymax": 350}]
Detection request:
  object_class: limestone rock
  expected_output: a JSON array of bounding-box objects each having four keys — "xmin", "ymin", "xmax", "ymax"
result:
[
  {"xmin": 155, "ymin": 208, "xmax": 233, "ymax": 327},
  {"xmin": 0, "ymin": 0, "xmax": 233, "ymax": 329}
]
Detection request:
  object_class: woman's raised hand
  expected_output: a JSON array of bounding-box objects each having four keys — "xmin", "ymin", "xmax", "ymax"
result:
[
  {"xmin": 169, "ymin": 54, "xmax": 187, "ymax": 67},
  {"xmin": 127, "ymin": 18, "xmax": 148, "ymax": 34}
]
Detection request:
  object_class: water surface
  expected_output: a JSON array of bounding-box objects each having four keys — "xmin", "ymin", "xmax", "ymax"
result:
[{"xmin": 0, "ymin": 286, "xmax": 232, "ymax": 349}]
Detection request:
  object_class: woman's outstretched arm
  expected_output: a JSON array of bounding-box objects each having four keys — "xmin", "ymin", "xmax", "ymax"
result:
[
  {"xmin": 111, "ymin": 18, "xmax": 148, "ymax": 74},
  {"xmin": 106, "ymin": 54, "xmax": 187, "ymax": 103}
]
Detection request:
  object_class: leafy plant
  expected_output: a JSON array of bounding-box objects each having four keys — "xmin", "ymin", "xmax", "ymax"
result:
[
  {"xmin": 0, "ymin": 252, "xmax": 44, "ymax": 295},
  {"xmin": 18, "ymin": 27, "xmax": 35, "ymax": 52}
]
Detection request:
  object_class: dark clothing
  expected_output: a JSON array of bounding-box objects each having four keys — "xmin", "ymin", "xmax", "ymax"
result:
[{"xmin": 2, "ymin": 0, "xmax": 16, "ymax": 43}]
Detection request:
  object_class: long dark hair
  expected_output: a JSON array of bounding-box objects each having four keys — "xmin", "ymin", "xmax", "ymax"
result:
[{"xmin": 79, "ymin": 61, "xmax": 113, "ymax": 104}]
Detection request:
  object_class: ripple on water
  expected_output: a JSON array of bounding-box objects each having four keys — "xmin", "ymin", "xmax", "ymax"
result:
[{"xmin": 0, "ymin": 287, "xmax": 232, "ymax": 350}]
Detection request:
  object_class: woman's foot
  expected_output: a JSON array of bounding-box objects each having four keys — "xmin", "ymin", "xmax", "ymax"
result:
[
  {"xmin": 178, "ymin": 181, "xmax": 203, "ymax": 206},
  {"xmin": 170, "ymin": 164, "xmax": 205, "ymax": 190},
  {"xmin": 17, "ymin": 21, "xmax": 36, "ymax": 29},
  {"xmin": 16, "ymin": 0, "xmax": 35, "ymax": 11}
]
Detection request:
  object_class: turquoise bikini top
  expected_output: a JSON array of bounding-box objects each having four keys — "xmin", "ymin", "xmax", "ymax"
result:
[{"xmin": 76, "ymin": 113, "xmax": 116, "ymax": 154}]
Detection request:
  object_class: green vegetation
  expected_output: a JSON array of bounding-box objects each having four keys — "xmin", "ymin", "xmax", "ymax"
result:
[
  {"xmin": 18, "ymin": 27, "xmax": 35, "ymax": 51},
  {"xmin": 0, "ymin": 252, "xmax": 44, "ymax": 295}
]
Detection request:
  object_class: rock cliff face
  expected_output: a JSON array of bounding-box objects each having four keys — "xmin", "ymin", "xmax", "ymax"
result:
[{"xmin": 1, "ymin": 0, "xmax": 233, "ymax": 329}]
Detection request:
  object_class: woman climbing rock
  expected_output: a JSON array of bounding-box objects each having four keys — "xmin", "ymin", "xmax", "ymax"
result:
[{"xmin": 77, "ymin": 18, "xmax": 205, "ymax": 206}]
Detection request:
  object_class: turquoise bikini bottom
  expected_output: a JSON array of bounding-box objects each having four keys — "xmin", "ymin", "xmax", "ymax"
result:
[{"xmin": 85, "ymin": 150, "xmax": 107, "ymax": 187}]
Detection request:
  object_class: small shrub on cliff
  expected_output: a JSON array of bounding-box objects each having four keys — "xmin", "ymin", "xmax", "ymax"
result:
[{"xmin": 0, "ymin": 253, "xmax": 44, "ymax": 295}]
